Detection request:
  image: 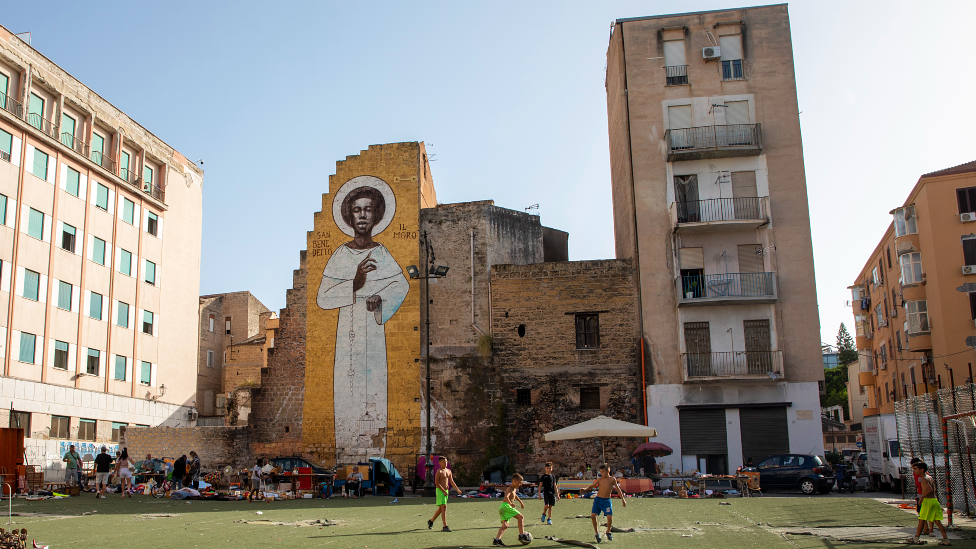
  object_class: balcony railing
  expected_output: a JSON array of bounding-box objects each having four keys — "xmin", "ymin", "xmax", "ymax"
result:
[
  {"xmin": 132, "ymin": 176, "xmax": 165, "ymax": 202},
  {"xmin": 674, "ymin": 197, "xmax": 767, "ymax": 224},
  {"xmin": 27, "ymin": 112, "xmax": 58, "ymax": 139},
  {"xmin": 665, "ymin": 65, "xmax": 689, "ymax": 86},
  {"xmin": 722, "ymin": 59, "xmax": 744, "ymax": 81},
  {"xmin": 60, "ymin": 132, "xmax": 89, "ymax": 157},
  {"xmin": 665, "ymin": 124, "xmax": 762, "ymax": 161},
  {"xmin": 679, "ymin": 272, "xmax": 775, "ymax": 301},
  {"xmin": 683, "ymin": 350, "xmax": 783, "ymax": 379},
  {"xmin": 0, "ymin": 149, "xmax": 10, "ymax": 163},
  {"xmin": 90, "ymin": 150, "xmax": 117, "ymax": 174},
  {"xmin": 119, "ymin": 167, "xmax": 131, "ymax": 183},
  {"xmin": 0, "ymin": 92, "xmax": 23, "ymax": 118}
]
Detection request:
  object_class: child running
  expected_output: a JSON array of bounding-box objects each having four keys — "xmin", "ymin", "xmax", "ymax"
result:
[
  {"xmin": 427, "ymin": 456, "xmax": 461, "ymax": 532},
  {"xmin": 584, "ymin": 463, "xmax": 627, "ymax": 543},
  {"xmin": 494, "ymin": 473, "xmax": 529, "ymax": 546},
  {"xmin": 908, "ymin": 461, "xmax": 950, "ymax": 545},
  {"xmin": 538, "ymin": 461, "xmax": 559, "ymax": 525}
]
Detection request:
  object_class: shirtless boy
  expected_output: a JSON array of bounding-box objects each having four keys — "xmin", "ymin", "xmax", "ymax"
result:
[
  {"xmin": 427, "ymin": 456, "xmax": 461, "ymax": 532},
  {"xmin": 584, "ymin": 463, "xmax": 627, "ymax": 543},
  {"xmin": 494, "ymin": 473, "xmax": 530, "ymax": 546}
]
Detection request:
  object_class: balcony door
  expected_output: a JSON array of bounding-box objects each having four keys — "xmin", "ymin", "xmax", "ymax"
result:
[
  {"xmin": 684, "ymin": 322, "xmax": 711, "ymax": 376},
  {"xmin": 724, "ymin": 101, "xmax": 751, "ymax": 145},
  {"xmin": 737, "ymin": 244, "xmax": 765, "ymax": 296},
  {"xmin": 743, "ymin": 319, "xmax": 772, "ymax": 374},
  {"xmin": 731, "ymin": 171, "xmax": 758, "ymax": 219},
  {"xmin": 674, "ymin": 175, "xmax": 699, "ymax": 222},
  {"xmin": 668, "ymin": 105, "xmax": 693, "ymax": 150}
]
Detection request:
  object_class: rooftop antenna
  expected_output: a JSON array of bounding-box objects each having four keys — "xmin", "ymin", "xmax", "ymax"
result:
[{"xmin": 525, "ymin": 204, "xmax": 539, "ymax": 213}]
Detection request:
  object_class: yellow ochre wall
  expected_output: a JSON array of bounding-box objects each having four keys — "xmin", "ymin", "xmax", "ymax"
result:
[{"xmin": 302, "ymin": 142, "xmax": 428, "ymax": 468}]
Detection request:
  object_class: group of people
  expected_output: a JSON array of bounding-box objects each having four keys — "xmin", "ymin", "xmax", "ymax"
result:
[
  {"xmin": 424, "ymin": 456, "xmax": 628, "ymax": 546},
  {"xmin": 61, "ymin": 445, "xmax": 202, "ymax": 498}
]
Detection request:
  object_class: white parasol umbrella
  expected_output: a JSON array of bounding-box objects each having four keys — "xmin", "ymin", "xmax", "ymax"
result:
[{"xmin": 544, "ymin": 415, "xmax": 658, "ymax": 464}]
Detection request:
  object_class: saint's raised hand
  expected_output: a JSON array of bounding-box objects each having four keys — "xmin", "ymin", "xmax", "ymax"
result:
[{"xmin": 353, "ymin": 257, "xmax": 377, "ymax": 292}]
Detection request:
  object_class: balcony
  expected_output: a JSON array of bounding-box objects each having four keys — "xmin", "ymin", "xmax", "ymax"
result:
[
  {"xmin": 131, "ymin": 177, "xmax": 165, "ymax": 203},
  {"xmin": 27, "ymin": 112, "xmax": 58, "ymax": 140},
  {"xmin": 676, "ymin": 272, "xmax": 776, "ymax": 306},
  {"xmin": 683, "ymin": 350, "xmax": 783, "ymax": 381},
  {"xmin": 665, "ymin": 65, "xmax": 689, "ymax": 86},
  {"xmin": 60, "ymin": 132, "xmax": 88, "ymax": 157},
  {"xmin": 665, "ymin": 124, "xmax": 762, "ymax": 161},
  {"xmin": 89, "ymin": 150, "xmax": 117, "ymax": 175},
  {"xmin": 670, "ymin": 197, "xmax": 768, "ymax": 233},
  {"xmin": 858, "ymin": 371, "xmax": 876, "ymax": 387},
  {"xmin": 0, "ymin": 92, "xmax": 22, "ymax": 118}
]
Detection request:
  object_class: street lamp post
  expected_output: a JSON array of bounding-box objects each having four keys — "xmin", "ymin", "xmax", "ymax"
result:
[{"xmin": 407, "ymin": 230, "xmax": 449, "ymax": 498}]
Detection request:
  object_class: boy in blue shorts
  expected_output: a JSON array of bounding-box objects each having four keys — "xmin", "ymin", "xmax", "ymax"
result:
[{"xmin": 584, "ymin": 463, "xmax": 627, "ymax": 543}]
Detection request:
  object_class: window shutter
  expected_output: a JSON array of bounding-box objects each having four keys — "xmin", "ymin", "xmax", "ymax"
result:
[
  {"xmin": 46, "ymin": 154, "xmax": 56, "ymax": 184},
  {"xmin": 737, "ymin": 244, "xmax": 763, "ymax": 273},
  {"xmin": 964, "ymin": 239, "xmax": 976, "ymax": 266},
  {"xmin": 668, "ymin": 105, "xmax": 692, "ymax": 129},
  {"xmin": 725, "ymin": 100, "xmax": 749, "ymax": 125},
  {"xmin": 10, "ymin": 136, "xmax": 20, "ymax": 167},
  {"xmin": 719, "ymin": 34, "xmax": 743, "ymax": 60},
  {"xmin": 679, "ymin": 247, "xmax": 704, "ymax": 270},
  {"xmin": 663, "ymin": 40, "xmax": 686, "ymax": 66}
]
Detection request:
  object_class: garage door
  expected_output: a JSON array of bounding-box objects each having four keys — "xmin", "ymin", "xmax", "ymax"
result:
[
  {"xmin": 679, "ymin": 408, "xmax": 728, "ymax": 454},
  {"xmin": 739, "ymin": 406, "xmax": 789, "ymax": 463}
]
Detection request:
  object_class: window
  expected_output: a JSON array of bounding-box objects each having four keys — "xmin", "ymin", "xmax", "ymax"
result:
[
  {"xmin": 0, "ymin": 193, "xmax": 6, "ymax": 225},
  {"xmin": 143, "ymin": 310, "xmax": 155, "ymax": 335},
  {"xmin": 0, "ymin": 128, "xmax": 12, "ymax": 162},
  {"xmin": 907, "ymin": 300, "xmax": 930, "ymax": 334},
  {"xmin": 95, "ymin": 183, "xmax": 109, "ymax": 210},
  {"xmin": 893, "ymin": 206, "xmax": 917, "ymax": 237},
  {"xmin": 580, "ymin": 387, "xmax": 601, "ymax": 410},
  {"xmin": 575, "ymin": 313, "xmax": 600, "ymax": 349},
  {"xmin": 872, "ymin": 267, "xmax": 881, "ymax": 286},
  {"xmin": 89, "ymin": 291, "xmax": 103, "ymax": 321},
  {"xmin": 119, "ymin": 249, "xmax": 132, "ymax": 276},
  {"xmin": 78, "ymin": 419, "xmax": 95, "ymax": 442},
  {"xmin": 208, "ymin": 314, "xmax": 214, "ymax": 332},
  {"xmin": 896, "ymin": 329, "xmax": 903, "ymax": 351},
  {"xmin": 117, "ymin": 301, "xmax": 129, "ymax": 328},
  {"xmin": 971, "ymin": 292, "xmax": 976, "ymax": 320},
  {"xmin": 225, "ymin": 317, "xmax": 231, "ymax": 334},
  {"xmin": 61, "ymin": 222, "xmax": 76, "ymax": 253},
  {"xmin": 875, "ymin": 303, "xmax": 885, "ymax": 327},
  {"xmin": 90, "ymin": 133, "xmax": 104, "ymax": 164},
  {"xmin": 22, "ymin": 268, "xmax": 39, "ymax": 301},
  {"xmin": 719, "ymin": 34, "xmax": 744, "ymax": 80},
  {"xmin": 54, "ymin": 340, "xmax": 68, "ymax": 370},
  {"xmin": 516, "ymin": 388, "xmax": 531, "ymax": 406},
  {"xmin": 120, "ymin": 150, "xmax": 130, "ymax": 180},
  {"xmin": 50, "ymin": 416, "xmax": 69, "ymax": 439},
  {"xmin": 880, "ymin": 343, "xmax": 887, "ymax": 369},
  {"xmin": 144, "ymin": 260, "xmax": 156, "ymax": 285},
  {"xmin": 18, "ymin": 332, "xmax": 35, "ymax": 363},
  {"xmin": 9, "ymin": 410, "xmax": 30, "ymax": 433},
  {"xmin": 965, "ymin": 237, "xmax": 976, "ymax": 266},
  {"xmin": 886, "ymin": 247, "xmax": 892, "ymax": 269},
  {"xmin": 146, "ymin": 211, "xmax": 158, "ymax": 236},
  {"xmin": 958, "ymin": 187, "xmax": 976, "ymax": 214},
  {"xmin": 900, "ymin": 252, "xmax": 923, "ymax": 284},
  {"xmin": 65, "ymin": 166, "xmax": 80, "ymax": 197},
  {"xmin": 61, "ymin": 113, "xmax": 76, "ymax": 148},
  {"xmin": 207, "ymin": 350, "xmax": 214, "ymax": 367},
  {"xmin": 27, "ymin": 208, "xmax": 44, "ymax": 240},
  {"xmin": 140, "ymin": 361, "xmax": 152, "ymax": 385},
  {"xmin": 111, "ymin": 421, "xmax": 127, "ymax": 442},
  {"xmin": 144, "ymin": 164, "xmax": 153, "ymax": 187},
  {"xmin": 122, "ymin": 197, "xmax": 135, "ymax": 225},
  {"xmin": 86, "ymin": 348, "xmax": 100, "ymax": 375},
  {"xmin": 32, "ymin": 148, "xmax": 48, "ymax": 180},
  {"xmin": 92, "ymin": 236, "xmax": 106, "ymax": 265},
  {"xmin": 663, "ymin": 40, "xmax": 688, "ymax": 85},
  {"xmin": 114, "ymin": 355, "xmax": 127, "ymax": 380},
  {"xmin": 27, "ymin": 93, "xmax": 44, "ymax": 131}
]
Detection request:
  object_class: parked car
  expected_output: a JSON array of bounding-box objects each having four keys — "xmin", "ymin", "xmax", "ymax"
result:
[{"xmin": 755, "ymin": 454, "xmax": 834, "ymax": 494}]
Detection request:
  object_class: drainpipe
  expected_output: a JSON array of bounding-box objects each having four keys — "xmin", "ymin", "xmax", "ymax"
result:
[{"xmin": 641, "ymin": 338, "xmax": 649, "ymax": 440}]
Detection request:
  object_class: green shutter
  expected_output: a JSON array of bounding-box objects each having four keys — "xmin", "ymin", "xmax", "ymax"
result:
[
  {"xmin": 0, "ymin": 73, "xmax": 8, "ymax": 100},
  {"xmin": 58, "ymin": 280, "xmax": 72, "ymax": 310},
  {"xmin": 32, "ymin": 149, "xmax": 48, "ymax": 180},
  {"xmin": 0, "ymin": 129, "xmax": 11, "ymax": 157},
  {"xmin": 0, "ymin": 194, "xmax": 6, "ymax": 226},
  {"xmin": 123, "ymin": 199, "xmax": 134, "ymax": 224},
  {"xmin": 90, "ymin": 292, "xmax": 102, "ymax": 320},
  {"xmin": 143, "ymin": 165, "xmax": 153, "ymax": 185},
  {"xmin": 120, "ymin": 151, "xmax": 130, "ymax": 180},
  {"xmin": 61, "ymin": 114, "xmax": 75, "ymax": 147},
  {"xmin": 114, "ymin": 357, "xmax": 126, "ymax": 380},
  {"xmin": 120, "ymin": 249, "xmax": 131, "ymax": 276},
  {"xmin": 145, "ymin": 260, "xmax": 156, "ymax": 284},
  {"xmin": 27, "ymin": 93, "xmax": 43, "ymax": 130},
  {"xmin": 117, "ymin": 302, "xmax": 129, "ymax": 327},
  {"xmin": 141, "ymin": 361, "xmax": 151, "ymax": 384},
  {"xmin": 95, "ymin": 184, "xmax": 108, "ymax": 210},
  {"xmin": 18, "ymin": 332, "xmax": 35, "ymax": 363},
  {"xmin": 93, "ymin": 237, "xmax": 105, "ymax": 265},
  {"xmin": 23, "ymin": 269, "xmax": 39, "ymax": 301},
  {"xmin": 90, "ymin": 133, "xmax": 104, "ymax": 163},
  {"xmin": 27, "ymin": 208, "xmax": 43, "ymax": 240},
  {"xmin": 65, "ymin": 167, "xmax": 80, "ymax": 197}
]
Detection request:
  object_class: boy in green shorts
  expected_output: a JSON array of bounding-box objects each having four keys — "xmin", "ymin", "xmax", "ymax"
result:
[
  {"xmin": 908, "ymin": 461, "xmax": 950, "ymax": 545},
  {"xmin": 494, "ymin": 473, "xmax": 529, "ymax": 546},
  {"xmin": 427, "ymin": 456, "xmax": 461, "ymax": 532}
]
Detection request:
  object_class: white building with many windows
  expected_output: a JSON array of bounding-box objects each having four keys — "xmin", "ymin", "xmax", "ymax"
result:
[{"xmin": 0, "ymin": 25, "xmax": 203, "ymax": 478}]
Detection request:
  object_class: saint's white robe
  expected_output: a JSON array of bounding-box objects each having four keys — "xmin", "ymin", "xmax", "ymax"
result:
[{"xmin": 317, "ymin": 243, "xmax": 408, "ymax": 462}]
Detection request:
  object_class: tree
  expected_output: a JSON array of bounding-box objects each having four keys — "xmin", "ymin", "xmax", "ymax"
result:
[
  {"xmin": 821, "ymin": 367, "xmax": 849, "ymax": 420},
  {"xmin": 836, "ymin": 323, "xmax": 858, "ymax": 366}
]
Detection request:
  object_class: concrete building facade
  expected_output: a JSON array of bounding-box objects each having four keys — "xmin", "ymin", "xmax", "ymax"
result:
[
  {"xmin": 0, "ymin": 26, "xmax": 204, "ymax": 478},
  {"xmin": 849, "ymin": 161, "xmax": 976, "ymax": 417},
  {"xmin": 606, "ymin": 5, "xmax": 824, "ymax": 474}
]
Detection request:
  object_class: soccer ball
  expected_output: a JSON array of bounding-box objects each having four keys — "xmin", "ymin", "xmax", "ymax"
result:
[{"xmin": 518, "ymin": 532, "xmax": 533, "ymax": 545}]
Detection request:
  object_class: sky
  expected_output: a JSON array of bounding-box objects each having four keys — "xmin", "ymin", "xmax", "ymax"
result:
[{"xmin": 4, "ymin": 0, "xmax": 974, "ymax": 348}]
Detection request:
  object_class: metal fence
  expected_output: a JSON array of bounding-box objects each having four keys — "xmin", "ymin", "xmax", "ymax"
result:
[{"xmin": 674, "ymin": 197, "xmax": 766, "ymax": 224}]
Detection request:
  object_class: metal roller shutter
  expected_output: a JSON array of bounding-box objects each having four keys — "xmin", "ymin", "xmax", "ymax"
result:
[
  {"xmin": 679, "ymin": 409, "xmax": 728, "ymax": 455},
  {"xmin": 739, "ymin": 406, "xmax": 789, "ymax": 463}
]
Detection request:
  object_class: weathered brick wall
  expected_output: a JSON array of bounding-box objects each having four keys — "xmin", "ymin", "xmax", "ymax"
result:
[
  {"xmin": 249, "ymin": 252, "xmax": 307, "ymax": 458},
  {"xmin": 222, "ymin": 342, "xmax": 265, "ymax": 391},
  {"xmin": 125, "ymin": 426, "xmax": 251, "ymax": 471},
  {"xmin": 490, "ymin": 259, "xmax": 643, "ymax": 474}
]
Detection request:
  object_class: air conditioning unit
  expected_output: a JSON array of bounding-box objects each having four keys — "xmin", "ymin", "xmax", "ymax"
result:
[
  {"xmin": 962, "ymin": 213, "xmax": 976, "ymax": 222},
  {"xmin": 703, "ymin": 46, "xmax": 721, "ymax": 59},
  {"xmin": 964, "ymin": 265, "xmax": 976, "ymax": 275},
  {"xmin": 187, "ymin": 410, "xmax": 199, "ymax": 421}
]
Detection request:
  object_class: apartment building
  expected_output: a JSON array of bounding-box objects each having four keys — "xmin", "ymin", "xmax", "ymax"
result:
[
  {"xmin": 0, "ymin": 27, "xmax": 203, "ymax": 474},
  {"xmin": 606, "ymin": 5, "xmax": 824, "ymax": 474},
  {"xmin": 849, "ymin": 161, "xmax": 976, "ymax": 416}
]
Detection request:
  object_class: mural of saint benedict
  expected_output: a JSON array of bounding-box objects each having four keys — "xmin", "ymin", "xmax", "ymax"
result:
[{"xmin": 317, "ymin": 176, "xmax": 409, "ymax": 459}]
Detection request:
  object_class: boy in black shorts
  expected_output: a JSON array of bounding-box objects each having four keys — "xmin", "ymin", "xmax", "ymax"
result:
[{"xmin": 538, "ymin": 461, "xmax": 558, "ymax": 525}]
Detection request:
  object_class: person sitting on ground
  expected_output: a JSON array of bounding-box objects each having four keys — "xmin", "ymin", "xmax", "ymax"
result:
[{"xmin": 346, "ymin": 466, "xmax": 364, "ymax": 498}]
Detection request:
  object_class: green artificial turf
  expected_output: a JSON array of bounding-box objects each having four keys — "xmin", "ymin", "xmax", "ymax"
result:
[{"xmin": 2, "ymin": 494, "xmax": 972, "ymax": 549}]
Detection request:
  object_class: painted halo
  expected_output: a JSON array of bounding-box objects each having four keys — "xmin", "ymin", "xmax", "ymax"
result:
[{"xmin": 332, "ymin": 175, "xmax": 397, "ymax": 237}]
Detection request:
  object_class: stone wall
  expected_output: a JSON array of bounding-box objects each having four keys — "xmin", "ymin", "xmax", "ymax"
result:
[
  {"xmin": 490, "ymin": 259, "xmax": 644, "ymax": 474},
  {"xmin": 124, "ymin": 426, "xmax": 251, "ymax": 471},
  {"xmin": 222, "ymin": 341, "xmax": 264, "ymax": 392}
]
